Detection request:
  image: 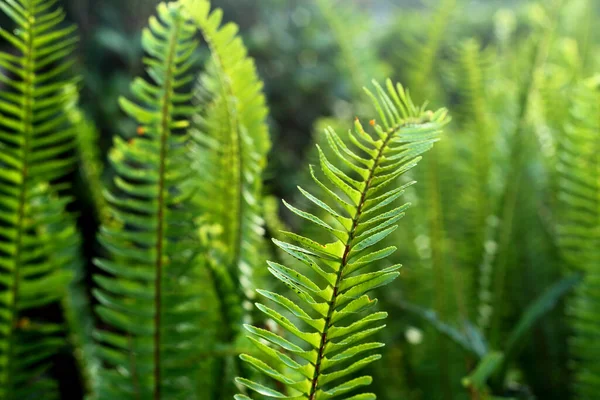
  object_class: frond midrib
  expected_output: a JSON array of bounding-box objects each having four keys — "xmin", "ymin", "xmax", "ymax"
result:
[
  {"xmin": 6, "ymin": 0, "xmax": 35, "ymax": 390},
  {"xmin": 308, "ymin": 122, "xmax": 400, "ymax": 399},
  {"xmin": 151, "ymin": 10, "xmax": 182, "ymax": 400}
]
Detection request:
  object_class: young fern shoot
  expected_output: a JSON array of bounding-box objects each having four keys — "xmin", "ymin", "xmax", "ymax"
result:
[
  {"xmin": 236, "ymin": 80, "xmax": 449, "ymax": 399},
  {"xmin": 92, "ymin": 3, "xmax": 201, "ymax": 399}
]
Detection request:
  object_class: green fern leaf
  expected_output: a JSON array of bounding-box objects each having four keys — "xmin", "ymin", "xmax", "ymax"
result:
[
  {"xmin": 0, "ymin": 0, "xmax": 80, "ymax": 396},
  {"xmin": 557, "ymin": 78, "xmax": 600, "ymax": 400},
  {"xmin": 236, "ymin": 80, "xmax": 449, "ymax": 399},
  {"xmin": 92, "ymin": 3, "xmax": 201, "ymax": 399}
]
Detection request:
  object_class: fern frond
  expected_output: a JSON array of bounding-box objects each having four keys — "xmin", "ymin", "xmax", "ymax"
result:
[
  {"xmin": 557, "ymin": 78, "xmax": 600, "ymax": 400},
  {"xmin": 0, "ymin": 0, "xmax": 80, "ymax": 396},
  {"xmin": 236, "ymin": 80, "xmax": 449, "ymax": 399},
  {"xmin": 403, "ymin": 0, "xmax": 457, "ymax": 102},
  {"xmin": 184, "ymin": 0, "xmax": 270, "ymax": 298},
  {"xmin": 92, "ymin": 3, "xmax": 201, "ymax": 399},
  {"xmin": 182, "ymin": 0, "xmax": 272, "ymax": 394}
]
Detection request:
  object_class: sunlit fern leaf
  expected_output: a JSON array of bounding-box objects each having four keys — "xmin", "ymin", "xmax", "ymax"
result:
[
  {"xmin": 0, "ymin": 0, "xmax": 80, "ymax": 396},
  {"xmin": 92, "ymin": 3, "xmax": 202, "ymax": 399},
  {"xmin": 557, "ymin": 77, "xmax": 600, "ymax": 400},
  {"xmin": 236, "ymin": 79, "xmax": 449, "ymax": 399}
]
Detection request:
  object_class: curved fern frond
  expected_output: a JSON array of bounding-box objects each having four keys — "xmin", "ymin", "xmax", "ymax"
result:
[
  {"xmin": 92, "ymin": 3, "xmax": 201, "ymax": 399},
  {"xmin": 0, "ymin": 0, "xmax": 79, "ymax": 396},
  {"xmin": 236, "ymin": 80, "xmax": 449, "ymax": 399},
  {"xmin": 557, "ymin": 78, "xmax": 600, "ymax": 400}
]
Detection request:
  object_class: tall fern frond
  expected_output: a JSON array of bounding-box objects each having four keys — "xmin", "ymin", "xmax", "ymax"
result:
[
  {"xmin": 92, "ymin": 3, "xmax": 201, "ymax": 399},
  {"xmin": 451, "ymin": 39, "xmax": 500, "ymax": 323},
  {"xmin": 182, "ymin": 0, "xmax": 271, "ymax": 395},
  {"xmin": 0, "ymin": 0, "xmax": 80, "ymax": 396},
  {"xmin": 557, "ymin": 78, "xmax": 600, "ymax": 400},
  {"xmin": 184, "ymin": 0, "xmax": 270, "ymax": 302},
  {"xmin": 235, "ymin": 80, "xmax": 449, "ymax": 400}
]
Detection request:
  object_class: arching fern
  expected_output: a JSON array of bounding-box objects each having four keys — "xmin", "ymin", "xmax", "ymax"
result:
[
  {"xmin": 92, "ymin": 3, "xmax": 201, "ymax": 399},
  {"xmin": 235, "ymin": 80, "xmax": 449, "ymax": 400},
  {"xmin": 0, "ymin": 0, "xmax": 80, "ymax": 397}
]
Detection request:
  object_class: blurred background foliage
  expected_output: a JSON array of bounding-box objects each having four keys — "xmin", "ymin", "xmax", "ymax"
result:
[{"xmin": 3, "ymin": 0, "xmax": 597, "ymax": 398}]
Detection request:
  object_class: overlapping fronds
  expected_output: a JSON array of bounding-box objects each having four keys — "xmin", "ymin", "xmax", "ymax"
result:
[
  {"xmin": 557, "ymin": 78, "xmax": 600, "ymax": 399},
  {"xmin": 92, "ymin": 3, "xmax": 202, "ymax": 399},
  {"xmin": 235, "ymin": 80, "xmax": 449, "ymax": 400},
  {"xmin": 0, "ymin": 0, "xmax": 80, "ymax": 396}
]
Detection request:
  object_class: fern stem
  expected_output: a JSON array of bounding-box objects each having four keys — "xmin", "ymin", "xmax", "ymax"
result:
[
  {"xmin": 152, "ymin": 11, "xmax": 182, "ymax": 400},
  {"xmin": 308, "ymin": 125, "xmax": 396, "ymax": 399}
]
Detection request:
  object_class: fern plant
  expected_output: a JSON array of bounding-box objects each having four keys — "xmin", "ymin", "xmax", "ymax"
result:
[
  {"xmin": 557, "ymin": 78, "xmax": 600, "ymax": 400},
  {"xmin": 0, "ymin": 0, "xmax": 81, "ymax": 397},
  {"xmin": 235, "ymin": 80, "xmax": 449, "ymax": 399},
  {"xmin": 92, "ymin": 3, "xmax": 202, "ymax": 399}
]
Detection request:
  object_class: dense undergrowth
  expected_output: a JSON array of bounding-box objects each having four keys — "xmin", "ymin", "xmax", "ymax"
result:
[{"xmin": 0, "ymin": 0, "xmax": 598, "ymax": 399}]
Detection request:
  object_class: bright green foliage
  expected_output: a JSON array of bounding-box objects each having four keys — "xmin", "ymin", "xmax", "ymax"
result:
[
  {"xmin": 557, "ymin": 78, "xmax": 600, "ymax": 399},
  {"xmin": 0, "ymin": 0, "xmax": 80, "ymax": 397},
  {"xmin": 92, "ymin": 3, "xmax": 202, "ymax": 399},
  {"xmin": 236, "ymin": 80, "xmax": 449, "ymax": 399}
]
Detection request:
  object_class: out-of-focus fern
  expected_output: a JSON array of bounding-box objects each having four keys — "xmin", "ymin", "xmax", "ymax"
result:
[
  {"xmin": 557, "ymin": 78, "xmax": 600, "ymax": 400},
  {"xmin": 235, "ymin": 80, "xmax": 449, "ymax": 400},
  {"xmin": 0, "ymin": 0, "xmax": 80, "ymax": 397},
  {"xmin": 69, "ymin": 105, "xmax": 108, "ymax": 223},
  {"xmin": 404, "ymin": 0, "xmax": 457, "ymax": 102},
  {"xmin": 488, "ymin": 0, "xmax": 563, "ymax": 346},
  {"xmin": 313, "ymin": 0, "xmax": 389, "ymax": 102},
  {"xmin": 92, "ymin": 3, "xmax": 202, "ymax": 399}
]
